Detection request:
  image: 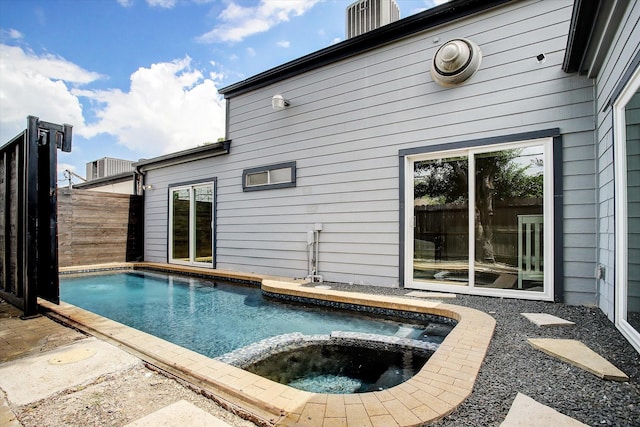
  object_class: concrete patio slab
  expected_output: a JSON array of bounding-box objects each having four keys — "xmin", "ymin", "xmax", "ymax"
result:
[
  {"xmin": 0, "ymin": 337, "xmax": 140, "ymax": 406},
  {"xmin": 527, "ymin": 338, "xmax": 628, "ymax": 381},
  {"xmin": 500, "ymin": 392, "xmax": 587, "ymax": 426},
  {"xmin": 404, "ymin": 291, "xmax": 457, "ymax": 299},
  {"xmin": 0, "ymin": 392, "xmax": 19, "ymax": 427},
  {"xmin": 521, "ymin": 313, "xmax": 575, "ymax": 327},
  {"xmin": 0, "ymin": 300, "xmax": 86, "ymax": 363},
  {"xmin": 124, "ymin": 400, "xmax": 232, "ymax": 427}
]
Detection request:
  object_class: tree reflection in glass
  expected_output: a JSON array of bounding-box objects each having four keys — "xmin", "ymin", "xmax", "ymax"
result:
[{"xmin": 413, "ymin": 147, "xmax": 544, "ymax": 290}]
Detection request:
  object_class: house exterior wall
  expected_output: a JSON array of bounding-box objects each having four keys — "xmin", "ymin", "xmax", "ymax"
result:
[
  {"xmin": 594, "ymin": 1, "xmax": 640, "ymax": 320},
  {"xmin": 142, "ymin": 0, "xmax": 598, "ymax": 304}
]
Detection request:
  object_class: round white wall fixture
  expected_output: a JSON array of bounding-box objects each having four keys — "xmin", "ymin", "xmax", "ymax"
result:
[{"xmin": 430, "ymin": 38, "xmax": 482, "ymax": 87}]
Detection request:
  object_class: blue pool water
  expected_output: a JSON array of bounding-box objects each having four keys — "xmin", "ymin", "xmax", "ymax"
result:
[{"xmin": 60, "ymin": 271, "xmax": 425, "ymax": 359}]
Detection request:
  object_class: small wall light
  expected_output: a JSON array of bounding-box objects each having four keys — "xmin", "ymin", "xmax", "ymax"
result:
[
  {"xmin": 143, "ymin": 184, "xmax": 153, "ymax": 190},
  {"xmin": 272, "ymin": 94, "xmax": 290, "ymax": 111}
]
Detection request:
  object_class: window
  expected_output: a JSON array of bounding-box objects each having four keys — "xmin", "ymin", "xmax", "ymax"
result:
[
  {"xmin": 168, "ymin": 180, "xmax": 215, "ymax": 267},
  {"xmin": 402, "ymin": 134, "xmax": 558, "ymax": 301},
  {"xmin": 242, "ymin": 162, "xmax": 296, "ymax": 191},
  {"xmin": 614, "ymin": 63, "xmax": 640, "ymax": 353}
]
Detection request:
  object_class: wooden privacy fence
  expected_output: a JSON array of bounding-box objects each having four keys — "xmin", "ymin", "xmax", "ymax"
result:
[
  {"xmin": 414, "ymin": 198, "xmax": 543, "ymax": 266},
  {"xmin": 57, "ymin": 189, "xmax": 143, "ymax": 267}
]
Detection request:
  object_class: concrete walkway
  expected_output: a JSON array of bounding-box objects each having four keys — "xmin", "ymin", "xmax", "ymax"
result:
[
  {"xmin": 0, "ymin": 337, "xmax": 139, "ymax": 406},
  {"xmin": 0, "ymin": 300, "xmax": 237, "ymax": 427}
]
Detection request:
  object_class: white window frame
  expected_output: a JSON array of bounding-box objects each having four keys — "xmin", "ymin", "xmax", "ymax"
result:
[
  {"xmin": 614, "ymin": 65, "xmax": 640, "ymax": 353},
  {"xmin": 168, "ymin": 181, "xmax": 215, "ymax": 267},
  {"xmin": 403, "ymin": 137, "xmax": 555, "ymax": 301}
]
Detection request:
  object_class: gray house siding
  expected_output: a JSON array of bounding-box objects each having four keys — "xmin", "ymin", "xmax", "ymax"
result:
[
  {"xmin": 594, "ymin": 1, "xmax": 640, "ymax": 319},
  {"xmin": 142, "ymin": 0, "xmax": 598, "ymax": 304}
]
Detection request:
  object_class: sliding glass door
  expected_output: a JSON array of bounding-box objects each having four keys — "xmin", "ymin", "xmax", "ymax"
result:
[
  {"xmin": 407, "ymin": 138, "xmax": 553, "ymax": 300},
  {"xmin": 615, "ymin": 66, "xmax": 640, "ymax": 353},
  {"xmin": 413, "ymin": 155, "xmax": 469, "ymax": 286},
  {"xmin": 169, "ymin": 181, "xmax": 214, "ymax": 267}
]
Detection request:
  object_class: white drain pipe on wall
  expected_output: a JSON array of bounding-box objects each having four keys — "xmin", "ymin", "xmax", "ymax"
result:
[{"xmin": 306, "ymin": 223, "xmax": 323, "ymax": 282}]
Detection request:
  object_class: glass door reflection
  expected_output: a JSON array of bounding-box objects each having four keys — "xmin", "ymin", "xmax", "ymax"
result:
[
  {"xmin": 171, "ymin": 188, "xmax": 190, "ymax": 262},
  {"xmin": 473, "ymin": 147, "xmax": 544, "ymax": 291},
  {"xmin": 413, "ymin": 156, "xmax": 469, "ymax": 285},
  {"xmin": 625, "ymin": 89, "xmax": 640, "ymax": 333},
  {"xmin": 194, "ymin": 185, "xmax": 213, "ymax": 265}
]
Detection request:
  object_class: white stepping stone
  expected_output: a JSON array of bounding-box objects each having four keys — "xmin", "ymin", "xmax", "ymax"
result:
[
  {"xmin": 125, "ymin": 400, "xmax": 232, "ymax": 427},
  {"xmin": 528, "ymin": 338, "xmax": 629, "ymax": 381},
  {"xmin": 521, "ymin": 312, "xmax": 575, "ymax": 327},
  {"xmin": 500, "ymin": 392, "xmax": 588, "ymax": 426}
]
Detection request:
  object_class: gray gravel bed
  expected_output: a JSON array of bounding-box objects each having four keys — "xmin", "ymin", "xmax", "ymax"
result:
[{"xmin": 305, "ymin": 282, "xmax": 640, "ymax": 426}]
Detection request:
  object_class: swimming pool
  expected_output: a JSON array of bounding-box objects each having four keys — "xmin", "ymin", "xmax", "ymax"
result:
[
  {"xmin": 49, "ymin": 264, "xmax": 496, "ymax": 425},
  {"xmin": 60, "ymin": 270, "xmax": 428, "ymax": 359}
]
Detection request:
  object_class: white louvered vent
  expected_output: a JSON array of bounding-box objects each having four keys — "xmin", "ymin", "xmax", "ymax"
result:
[
  {"xmin": 346, "ymin": 0, "xmax": 400, "ymax": 39},
  {"xmin": 86, "ymin": 157, "xmax": 134, "ymax": 180}
]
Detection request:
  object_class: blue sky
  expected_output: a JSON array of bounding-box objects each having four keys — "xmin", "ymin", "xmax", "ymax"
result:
[{"xmin": 0, "ymin": 0, "xmax": 444, "ymax": 184}]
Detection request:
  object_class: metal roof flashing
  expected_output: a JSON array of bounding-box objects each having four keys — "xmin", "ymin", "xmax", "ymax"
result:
[
  {"xmin": 133, "ymin": 140, "xmax": 231, "ymax": 172},
  {"xmin": 218, "ymin": 0, "xmax": 512, "ymax": 98},
  {"xmin": 72, "ymin": 171, "xmax": 134, "ymax": 189}
]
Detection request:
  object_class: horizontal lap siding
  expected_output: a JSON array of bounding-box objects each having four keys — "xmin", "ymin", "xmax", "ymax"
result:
[
  {"xmin": 145, "ymin": 1, "xmax": 596, "ymax": 297},
  {"xmin": 594, "ymin": 2, "xmax": 640, "ymax": 319}
]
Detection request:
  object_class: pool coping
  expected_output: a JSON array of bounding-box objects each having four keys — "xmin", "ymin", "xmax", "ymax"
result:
[{"xmin": 49, "ymin": 262, "xmax": 496, "ymax": 426}]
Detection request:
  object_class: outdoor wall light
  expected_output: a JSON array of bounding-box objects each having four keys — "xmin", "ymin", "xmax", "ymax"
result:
[
  {"xmin": 143, "ymin": 184, "xmax": 153, "ymax": 190},
  {"xmin": 272, "ymin": 94, "xmax": 290, "ymax": 111}
]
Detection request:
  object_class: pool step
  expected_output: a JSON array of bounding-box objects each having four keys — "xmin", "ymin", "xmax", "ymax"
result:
[{"xmin": 395, "ymin": 326, "xmax": 415, "ymax": 338}]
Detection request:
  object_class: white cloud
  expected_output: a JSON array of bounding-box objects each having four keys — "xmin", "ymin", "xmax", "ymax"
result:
[
  {"xmin": 75, "ymin": 57, "xmax": 226, "ymax": 156},
  {"xmin": 197, "ymin": 0, "xmax": 323, "ymax": 43},
  {"xmin": 277, "ymin": 40, "xmax": 290, "ymax": 48},
  {"xmin": 118, "ymin": 0, "xmax": 192, "ymax": 8},
  {"xmin": 0, "ymin": 44, "xmax": 225, "ymax": 157},
  {"xmin": 0, "ymin": 44, "xmax": 100, "ymax": 142},
  {"xmin": 0, "ymin": 29, "xmax": 24, "ymax": 40},
  {"xmin": 58, "ymin": 162, "xmax": 78, "ymax": 174},
  {"xmin": 407, "ymin": 0, "xmax": 451, "ymax": 15},
  {"xmin": 146, "ymin": 0, "xmax": 176, "ymax": 8}
]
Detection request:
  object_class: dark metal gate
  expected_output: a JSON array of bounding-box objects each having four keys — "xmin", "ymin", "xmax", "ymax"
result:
[{"xmin": 0, "ymin": 116, "xmax": 72, "ymax": 317}]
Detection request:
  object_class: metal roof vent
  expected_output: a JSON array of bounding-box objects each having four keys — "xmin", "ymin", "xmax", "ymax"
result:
[
  {"xmin": 430, "ymin": 38, "xmax": 482, "ymax": 87},
  {"xmin": 346, "ymin": 0, "xmax": 400, "ymax": 39}
]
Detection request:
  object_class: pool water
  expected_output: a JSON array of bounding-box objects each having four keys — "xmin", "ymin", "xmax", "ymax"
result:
[
  {"xmin": 247, "ymin": 344, "xmax": 430, "ymax": 394},
  {"xmin": 60, "ymin": 271, "xmax": 427, "ymax": 359}
]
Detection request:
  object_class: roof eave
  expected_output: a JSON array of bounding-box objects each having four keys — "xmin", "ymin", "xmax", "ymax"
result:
[
  {"xmin": 73, "ymin": 171, "xmax": 134, "ymax": 189},
  {"xmin": 218, "ymin": 0, "xmax": 512, "ymax": 98},
  {"xmin": 562, "ymin": 0, "xmax": 603, "ymax": 74},
  {"xmin": 133, "ymin": 140, "xmax": 231, "ymax": 172}
]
